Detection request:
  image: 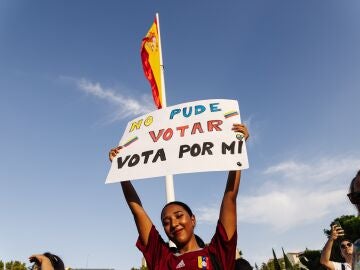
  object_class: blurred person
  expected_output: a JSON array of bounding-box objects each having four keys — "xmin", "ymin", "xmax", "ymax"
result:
[
  {"xmin": 347, "ymin": 170, "xmax": 360, "ymax": 216},
  {"xmin": 29, "ymin": 253, "xmax": 65, "ymax": 270},
  {"xmin": 348, "ymin": 170, "xmax": 360, "ymax": 270},
  {"xmin": 320, "ymin": 224, "xmax": 353, "ymax": 270},
  {"xmin": 235, "ymin": 258, "xmax": 253, "ymax": 270}
]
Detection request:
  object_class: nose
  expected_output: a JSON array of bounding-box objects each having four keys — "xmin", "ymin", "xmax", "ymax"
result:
[{"xmin": 170, "ymin": 218, "xmax": 178, "ymax": 230}]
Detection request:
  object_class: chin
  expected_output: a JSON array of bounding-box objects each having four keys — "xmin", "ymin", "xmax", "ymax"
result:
[{"xmin": 174, "ymin": 238, "xmax": 188, "ymax": 247}]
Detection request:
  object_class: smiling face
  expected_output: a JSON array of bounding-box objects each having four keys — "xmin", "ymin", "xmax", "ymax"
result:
[{"xmin": 161, "ymin": 203, "xmax": 196, "ymax": 248}]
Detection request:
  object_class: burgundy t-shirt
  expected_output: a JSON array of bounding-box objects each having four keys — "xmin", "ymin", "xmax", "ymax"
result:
[{"xmin": 136, "ymin": 220, "xmax": 237, "ymax": 270}]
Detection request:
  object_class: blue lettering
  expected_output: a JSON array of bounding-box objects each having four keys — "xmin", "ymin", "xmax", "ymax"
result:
[
  {"xmin": 195, "ymin": 105, "xmax": 206, "ymax": 115},
  {"xmin": 169, "ymin": 108, "xmax": 181, "ymax": 120},
  {"xmin": 210, "ymin": 103, "xmax": 221, "ymax": 112}
]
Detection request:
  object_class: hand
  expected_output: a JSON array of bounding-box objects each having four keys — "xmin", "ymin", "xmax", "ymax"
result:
[
  {"xmin": 330, "ymin": 224, "xmax": 344, "ymax": 240},
  {"xmin": 232, "ymin": 123, "xmax": 249, "ymax": 141},
  {"xmin": 29, "ymin": 255, "xmax": 54, "ymax": 270},
  {"xmin": 29, "ymin": 255, "xmax": 51, "ymax": 265},
  {"xmin": 109, "ymin": 146, "xmax": 122, "ymax": 162}
]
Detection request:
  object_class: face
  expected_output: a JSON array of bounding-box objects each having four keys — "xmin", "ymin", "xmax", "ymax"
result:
[
  {"xmin": 161, "ymin": 204, "xmax": 196, "ymax": 247},
  {"xmin": 340, "ymin": 241, "xmax": 353, "ymax": 257}
]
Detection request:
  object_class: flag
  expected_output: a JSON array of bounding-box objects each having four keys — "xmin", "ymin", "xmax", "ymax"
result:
[{"xmin": 141, "ymin": 18, "xmax": 162, "ymax": 109}]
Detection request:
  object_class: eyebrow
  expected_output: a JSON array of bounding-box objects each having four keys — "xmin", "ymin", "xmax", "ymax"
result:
[{"xmin": 162, "ymin": 211, "xmax": 184, "ymax": 221}]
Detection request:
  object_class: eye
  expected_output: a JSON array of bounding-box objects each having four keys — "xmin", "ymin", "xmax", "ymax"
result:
[
  {"xmin": 175, "ymin": 213, "xmax": 184, "ymax": 219},
  {"xmin": 162, "ymin": 219, "xmax": 170, "ymax": 226}
]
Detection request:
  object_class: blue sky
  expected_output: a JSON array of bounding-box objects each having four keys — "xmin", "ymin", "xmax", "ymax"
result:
[{"xmin": 1, "ymin": 1, "xmax": 360, "ymax": 269}]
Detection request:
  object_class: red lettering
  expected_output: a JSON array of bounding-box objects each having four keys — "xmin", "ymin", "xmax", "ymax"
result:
[
  {"xmin": 163, "ymin": 128, "xmax": 174, "ymax": 141},
  {"xmin": 149, "ymin": 120, "xmax": 223, "ymax": 143},
  {"xmin": 176, "ymin": 125, "xmax": 189, "ymax": 137},
  {"xmin": 149, "ymin": 129, "xmax": 164, "ymax": 142},
  {"xmin": 191, "ymin": 122, "xmax": 204, "ymax": 135},
  {"xmin": 207, "ymin": 120, "xmax": 223, "ymax": 132}
]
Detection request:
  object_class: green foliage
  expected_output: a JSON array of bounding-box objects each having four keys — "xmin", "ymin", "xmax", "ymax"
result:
[
  {"xmin": 282, "ymin": 248, "xmax": 294, "ymax": 270},
  {"xmin": 261, "ymin": 262, "xmax": 270, "ymax": 270},
  {"xmin": 324, "ymin": 215, "xmax": 360, "ymax": 242},
  {"xmin": 258, "ymin": 248, "xmax": 303, "ymax": 270},
  {"xmin": 272, "ymin": 249, "xmax": 282, "ymax": 270},
  {"xmin": 323, "ymin": 215, "xmax": 360, "ymax": 262},
  {"xmin": 4, "ymin": 261, "xmax": 27, "ymax": 270},
  {"xmin": 299, "ymin": 249, "xmax": 326, "ymax": 270},
  {"xmin": 0, "ymin": 261, "xmax": 4, "ymax": 270}
]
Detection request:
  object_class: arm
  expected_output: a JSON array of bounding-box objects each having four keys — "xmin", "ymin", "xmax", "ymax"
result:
[
  {"xmin": 320, "ymin": 224, "xmax": 344, "ymax": 270},
  {"xmin": 29, "ymin": 255, "xmax": 54, "ymax": 270},
  {"xmin": 109, "ymin": 146, "xmax": 153, "ymax": 246},
  {"xmin": 219, "ymin": 124, "xmax": 249, "ymax": 239}
]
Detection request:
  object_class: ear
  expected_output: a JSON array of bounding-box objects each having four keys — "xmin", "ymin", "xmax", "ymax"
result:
[{"xmin": 191, "ymin": 215, "xmax": 196, "ymax": 228}]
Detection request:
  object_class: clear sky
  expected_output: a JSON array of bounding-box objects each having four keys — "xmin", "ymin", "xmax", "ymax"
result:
[{"xmin": 1, "ymin": 1, "xmax": 360, "ymax": 269}]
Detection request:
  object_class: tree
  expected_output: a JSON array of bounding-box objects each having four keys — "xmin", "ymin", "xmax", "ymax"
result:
[
  {"xmin": 261, "ymin": 262, "xmax": 270, "ymax": 270},
  {"xmin": 299, "ymin": 249, "xmax": 326, "ymax": 270},
  {"xmin": 0, "ymin": 261, "xmax": 4, "ymax": 270},
  {"xmin": 272, "ymin": 249, "xmax": 282, "ymax": 270},
  {"xmin": 5, "ymin": 261, "xmax": 27, "ymax": 270},
  {"xmin": 282, "ymin": 248, "xmax": 295, "ymax": 270}
]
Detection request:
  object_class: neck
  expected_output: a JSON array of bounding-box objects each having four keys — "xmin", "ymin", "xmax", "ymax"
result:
[
  {"xmin": 344, "ymin": 254, "xmax": 352, "ymax": 265},
  {"xmin": 177, "ymin": 236, "xmax": 200, "ymax": 254}
]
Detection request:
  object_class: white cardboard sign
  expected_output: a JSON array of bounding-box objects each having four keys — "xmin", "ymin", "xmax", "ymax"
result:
[{"xmin": 106, "ymin": 99, "xmax": 248, "ymax": 183}]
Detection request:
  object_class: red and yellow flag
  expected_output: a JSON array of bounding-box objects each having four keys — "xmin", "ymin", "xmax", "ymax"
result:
[{"xmin": 141, "ymin": 18, "xmax": 162, "ymax": 109}]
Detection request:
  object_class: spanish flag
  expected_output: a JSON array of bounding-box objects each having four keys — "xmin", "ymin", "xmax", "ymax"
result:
[{"xmin": 141, "ymin": 18, "xmax": 162, "ymax": 109}]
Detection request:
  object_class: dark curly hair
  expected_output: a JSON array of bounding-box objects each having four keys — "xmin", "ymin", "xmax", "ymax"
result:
[
  {"xmin": 43, "ymin": 253, "xmax": 65, "ymax": 270},
  {"xmin": 349, "ymin": 170, "xmax": 360, "ymax": 193}
]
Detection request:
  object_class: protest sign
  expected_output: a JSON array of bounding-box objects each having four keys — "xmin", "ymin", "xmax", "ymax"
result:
[{"xmin": 106, "ymin": 99, "xmax": 249, "ymax": 183}]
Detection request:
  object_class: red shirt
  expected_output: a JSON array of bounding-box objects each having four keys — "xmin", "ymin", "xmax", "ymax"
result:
[{"xmin": 136, "ymin": 220, "xmax": 236, "ymax": 270}]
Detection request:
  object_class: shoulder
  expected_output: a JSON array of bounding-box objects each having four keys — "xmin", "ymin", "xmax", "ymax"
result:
[
  {"xmin": 136, "ymin": 225, "xmax": 166, "ymax": 251},
  {"xmin": 206, "ymin": 221, "xmax": 237, "ymax": 270},
  {"xmin": 331, "ymin": 261, "xmax": 344, "ymax": 270},
  {"xmin": 216, "ymin": 220, "xmax": 237, "ymax": 241}
]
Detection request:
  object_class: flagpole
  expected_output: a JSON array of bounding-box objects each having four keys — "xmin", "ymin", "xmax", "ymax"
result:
[{"xmin": 156, "ymin": 13, "xmax": 175, "ymax": 203}]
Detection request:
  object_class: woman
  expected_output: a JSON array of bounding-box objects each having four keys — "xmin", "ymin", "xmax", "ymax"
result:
[
  {"xmin": 109, "ymin": 123, "xmax": 249, "ymax": 270},
  {"xmin": 320, "ymin": 224, "xmax": 353, "ymax": 270},
  {"xmin": 29, "ymin": 253, "xmax": 65, "ymax": 270}
]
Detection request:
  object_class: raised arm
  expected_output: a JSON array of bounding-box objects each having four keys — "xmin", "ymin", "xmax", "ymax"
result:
[
  {"xmin": 109, "ymin": 146, "xmax": 153, "ymax": 246},
  {"xmin": 29, "ymin": 255, "xmax": 54, "ymax": 270},
  {"xmin": 219, "ymin": 123, "xmax": 249, "ymax": 239},
  {"xmin": 320, "ymin": 224, "xmax": 344, "ymax": 270}
]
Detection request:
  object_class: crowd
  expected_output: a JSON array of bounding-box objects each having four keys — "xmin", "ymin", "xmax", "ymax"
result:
[{"xmin": 30, "ymin": 124, "xmax": 360, "ymax": 270}]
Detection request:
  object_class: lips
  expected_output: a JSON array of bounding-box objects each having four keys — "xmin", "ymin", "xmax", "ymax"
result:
[{"xmin": 172, "ymin": 228, "xmax": 183, "ymax": 237}]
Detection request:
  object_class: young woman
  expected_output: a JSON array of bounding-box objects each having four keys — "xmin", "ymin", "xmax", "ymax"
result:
[
  {"xmin": 29, "ymin": 253, "xmax": 65, "ymax": 270},
  {"xmin": 109, "ymin": 123, "xmax": 249, "ymax": 270},
  {"xmin": 320, "ymin": 224, "xmax": 353, "ymax": 270}
]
